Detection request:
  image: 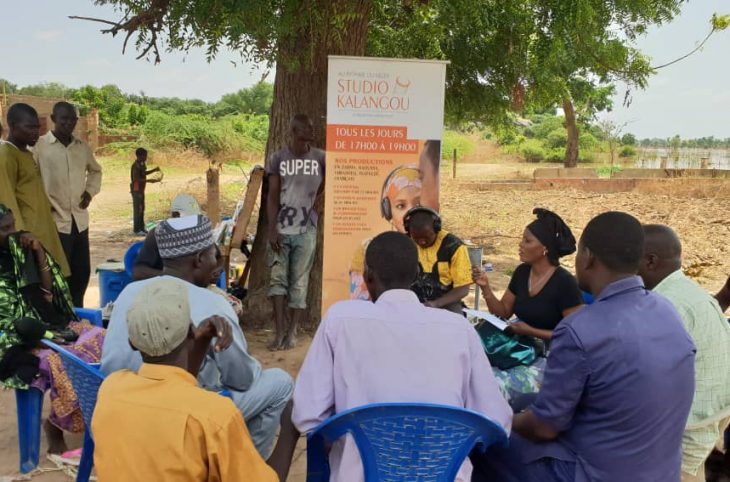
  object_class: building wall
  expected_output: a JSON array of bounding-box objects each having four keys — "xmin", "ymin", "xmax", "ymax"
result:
[{"xmin": 0, "ymin": 94, "xmax": 99, "ymax": 150}]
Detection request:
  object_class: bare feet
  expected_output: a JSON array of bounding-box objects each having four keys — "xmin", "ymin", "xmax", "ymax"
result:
[
  {"xmin": 281, "ymin": 325, "xmax": 298, "ymax": 350},
  {"xmin": 268, "ymin": 333, "xmax": 285, "ymax": 351},
  {"xmin": 44, "ymin": 419, "xmax": 67, "ymax": 455}
]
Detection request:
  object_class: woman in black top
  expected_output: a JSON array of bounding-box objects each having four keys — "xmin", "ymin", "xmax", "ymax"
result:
[
  {"xmin": 472, "ymin": 209, "xmax": 582, "ymax": 405},
  {"xmin": 473, "ymin": 208, "xmax": 582, "ymax": 340}
]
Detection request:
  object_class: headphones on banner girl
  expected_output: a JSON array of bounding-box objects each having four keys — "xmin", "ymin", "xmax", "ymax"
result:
[{"xmin": 379, "ymin": 165, "xmax": 422, "ymax": 221}]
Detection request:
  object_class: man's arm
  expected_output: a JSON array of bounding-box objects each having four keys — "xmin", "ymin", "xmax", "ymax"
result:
[
  {"xmin": 266, "ymin": 173, "xmax": 282, "ymax": 252},
  {"xmin": 716, "ymin": 275, "xmax": 730, "ymax": 313},
  {"xmin": 207, "ymin": 297, "xmax": 259, "ymax": 391},
  {"xmin": 513, "ymin": 410, "xmax": 560, "ymax": 441},
  {"xmin": 0, "ymin": 150, "xmax": 25, "ymax": 230},
  {"xmin": 427, "ymin": 245, "xmax": 471, "ymax": 308},
  {"xmin": 82, "ymin": 146, "xmax": 103, "ymax": 207},
  {"xmin": 515, "ymin": 325, "xmax": 588, "ymax": 442},
  {"xmin": 291, "ymin": 314, "xmax": 336, "ymax": 433},
  {"xmin": 426, "ymin": 285, "xmax": 470, "ymax": 309}
]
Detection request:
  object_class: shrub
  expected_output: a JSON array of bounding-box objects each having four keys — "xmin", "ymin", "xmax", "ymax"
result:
[
  {"xmin": 619, "ymin": 145, "xmax": 637, "ymax": 158},
  {"xmin": 578, "ymin": 151, "xmax": 597, "ymax": 163},
  {"xmin": 579, "ymin": 132, "xmax": 599, "ymax": 151},
  {"xmin": 442, "ymin": 130, "xmax": 476, "ymax": 157},
  {"xmin": 545, "ymin": 149, "xmax": 564, "ymax": 163},
  {"xmin": 520, "ymin": 140, "xmax": 546, "ymax": 162},
  {"xmin": 546, "ymin": 128, "xmax": 567, "ymax": 148}
]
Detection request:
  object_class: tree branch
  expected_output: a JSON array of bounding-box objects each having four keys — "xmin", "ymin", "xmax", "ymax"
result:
[
  {"xmin": 651, "ymin": 28, "xmax": 715, "ymax": 70},
  {"xmin": 67, "ymin": 15, "xmax": 120, "ymax": 28},
  {"xmin": 69, "ymin": 0, "xmax": 171, "ymax": 64}
]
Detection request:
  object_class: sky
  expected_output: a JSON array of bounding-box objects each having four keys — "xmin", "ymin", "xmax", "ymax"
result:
[{"xmin": 0, "ymin": 0, "xmax": 728, "ymax": 139}]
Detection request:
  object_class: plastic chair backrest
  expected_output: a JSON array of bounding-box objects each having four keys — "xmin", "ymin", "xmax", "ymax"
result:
[
  {"xmin": 42, "ymin": 340, "xmax": 105, "ymax": 429},
  {"xmin": 124, "ymin": 241, "xmax": 145, "ymax": 278},
  {"xmin": 306, "ymin": 403, "xmax": 508, "ymax": 482},
  {"xmin": 73, "ymin": 307, "xmax": 104, "ymax": 327}
]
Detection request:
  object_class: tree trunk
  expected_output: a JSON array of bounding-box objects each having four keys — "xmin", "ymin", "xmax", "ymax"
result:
[
  {"xmin": 563, "ymin": 98, "xmax": 579, "ymax": 168},
  {"xmin": 242, "ymin": 0, "xmax": 372, "ymax": 328},
  {"xmin": 206, "ymin": 165, "xmax": 221, "ymax": 225}
]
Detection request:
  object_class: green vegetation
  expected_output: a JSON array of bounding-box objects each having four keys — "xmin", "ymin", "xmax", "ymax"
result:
[
  {"xmin": 596, "ymin": 166, "xmax": 622, "ymax": 178},
  {"xmin": 1, "ymin": 78, "xmax": 273, "ymax": 158},
  {"xmin": 442, "ymin": 131, "xmax": 476, "ymax": 158}
]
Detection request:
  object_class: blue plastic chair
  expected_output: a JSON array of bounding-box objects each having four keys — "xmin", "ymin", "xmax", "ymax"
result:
[
  {"xmin": 306, "ymin": 403, "xmax": 508, "ymax": 482},
  {"xmin": 73, "ymin": 307, "xmax": 104, "ymax": 328},
  {"xmin": 16, "ymin": 387, "xmax": 44, "ymax": 474},
  {"xmin": 123, "ymin": 241, "xmax": 145, "ymax": 278},
  {"xmin": 16, "ymin": 307, "xmax": 102, "ymax": 473},
  {"xmin": 42, "ymin": 340, "xmax": 105, "ymax": 482}
]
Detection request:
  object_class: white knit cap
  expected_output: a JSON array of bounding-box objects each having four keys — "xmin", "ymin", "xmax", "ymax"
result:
[
  {"xmin": 127, "ymin": 279, "xmax": 191, "ymax": 357},
  {"xmin": 170, "ymin": 194, "xmax": 201, "ymax": 217}
]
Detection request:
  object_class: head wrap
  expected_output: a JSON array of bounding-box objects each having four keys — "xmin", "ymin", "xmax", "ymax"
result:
[
  {"xmin": 384, "ymin": 165, "xmax": 422, "ymax": 200},
  {"xmin": 170, "ymin": 194, "xmax": 201, "ymax": 217},
  {"xmin": 155, "ymin": 214, "xmax": 215, "ymax": 259},
  {"xmin": 526, "ymin": 208, "xmax": 576, "ymax": 262},
  {"xmin": 0, "ymin": 203, "xmax": 11, "ymax": 217},
  {"xmin": 127, "ymin": 278, "xmax": 191, "ymax": 357}
]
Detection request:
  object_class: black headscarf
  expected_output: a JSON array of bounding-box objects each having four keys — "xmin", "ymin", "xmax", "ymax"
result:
[{"xmin": 526, "ymin": 208, "xmax": 576, "ymax": 264}]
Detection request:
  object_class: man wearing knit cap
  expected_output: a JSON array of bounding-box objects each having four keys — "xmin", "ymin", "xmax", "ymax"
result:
[
  {"xmin": 93, "ymin": 279, "xmax": 277, "ymax": 481},
  {"xmin": 132, "ymin": 193, "xmax": 202, "ymax": 280},
  {"xmin": 101, "ymin": 214, "xmax": 294, "ymax": 461}
]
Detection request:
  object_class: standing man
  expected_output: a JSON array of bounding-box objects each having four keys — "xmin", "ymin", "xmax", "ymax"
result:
[
  {"xmin": 266, "ymin": 114, "xmax": 324, "ymax": 350},
  {"xmin": 638, "ymin": 224, "xmax": 730, "ymax": 482},
  {"xmin": 0, "ymin": 103, "xmax": 69, "ymax": 277},
  {"xmin": 35, "ymin": 102, "xmax": 102, "ymax": 307},
  {"xmin": 130, "ymin": 148, "xmax": 161, "ymax": 235}
]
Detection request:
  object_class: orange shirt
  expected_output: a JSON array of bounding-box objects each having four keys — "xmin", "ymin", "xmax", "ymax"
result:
[{"xmin": 91, "ymin": 364, "xmax": 276, "ymax": 482}]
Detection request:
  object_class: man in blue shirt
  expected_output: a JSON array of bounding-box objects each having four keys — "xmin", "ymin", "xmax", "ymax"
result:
[{"xmin": 473, "ymin": 211, "xmax": 696, "ymax": 482}]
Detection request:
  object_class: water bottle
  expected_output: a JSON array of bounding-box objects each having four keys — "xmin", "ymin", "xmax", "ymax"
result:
[{"xmin": 484, "ymin": 263, "xmax": 494, "ymax": 273}]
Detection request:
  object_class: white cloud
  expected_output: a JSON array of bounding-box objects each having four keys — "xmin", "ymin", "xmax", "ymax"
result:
[{"xmin": 34, "ymin": 30, "xmax": 64, "ymax": 41}]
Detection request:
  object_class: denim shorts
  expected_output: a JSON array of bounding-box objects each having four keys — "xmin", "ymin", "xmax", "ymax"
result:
[{"xmin": 267, "ymin": 227, "xmax": 317, "ymax": 309}]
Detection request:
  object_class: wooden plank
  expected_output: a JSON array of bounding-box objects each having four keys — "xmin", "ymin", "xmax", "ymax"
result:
[{"xmin": 230, "ymin": 166, "xmax": 265, "ymax": 251}]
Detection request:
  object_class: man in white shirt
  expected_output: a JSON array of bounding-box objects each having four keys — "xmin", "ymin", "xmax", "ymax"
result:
[
  {"xmin": 292, "ymin": 231, "xmax": 512, "ymax": 482},
  {"xmin": 34, "ymin": 101, "xmax": 102, "ymax": 307},
  {"xmin": 101, "ymin": 215, "xmax": 293, "ymax": 461}
]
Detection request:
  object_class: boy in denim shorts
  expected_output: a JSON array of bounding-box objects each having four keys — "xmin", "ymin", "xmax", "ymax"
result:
[{"xmin": 266, "ymin": 114, "xmax": 325, "ymax": 350}]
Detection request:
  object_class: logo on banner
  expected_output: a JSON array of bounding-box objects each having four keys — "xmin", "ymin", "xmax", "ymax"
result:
[{"xmin": 336, "ymin": 73, "xmax": 412, "ymax": 112}]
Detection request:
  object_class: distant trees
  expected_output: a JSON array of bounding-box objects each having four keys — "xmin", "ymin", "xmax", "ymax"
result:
[
  {"xmin": 638, "ymin": 136, "xmax": 730, "ymax": 149},
  {"xmin": 1, "ymin": 79, "xmax": 275, "ymax": 129}
]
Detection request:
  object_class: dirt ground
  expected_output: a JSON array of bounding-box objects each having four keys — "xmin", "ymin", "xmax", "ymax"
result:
[{"xmin": 1, "ymin": 158, "xmax": 728, "ymax": 481}]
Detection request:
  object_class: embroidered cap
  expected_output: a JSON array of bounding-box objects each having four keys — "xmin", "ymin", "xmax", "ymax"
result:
[{"xmin": 155, "ymin": 214, "xmax": 215, "ymax": 259}]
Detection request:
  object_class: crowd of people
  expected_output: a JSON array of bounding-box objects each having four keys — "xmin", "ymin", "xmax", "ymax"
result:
[{"xmin": 1, "ymin": 105, "xmax": 730, "ymax": 482}]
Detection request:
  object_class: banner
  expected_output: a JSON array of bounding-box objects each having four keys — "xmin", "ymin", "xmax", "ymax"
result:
[{"xmin": 323, "ymin": 56, "xmax": 448, "ymax": 314}]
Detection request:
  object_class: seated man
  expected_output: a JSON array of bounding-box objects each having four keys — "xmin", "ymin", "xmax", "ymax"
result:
[
  {"xmin": 0, "ymin": 203, "xmax": 105, "ymax": 454},
  {"xmin": 292, "ymin": 231, "xmax": 512, "ymax": 482},
  {"xmin": 92, "ymin": 278, "xmax": 276, "ymax": 481},
  {"xmin": 132, "ymin": 193, "xmax": 200, "ymax": 280},
  {"xmin": 101, "ymin": 214, "xmax": 293, "ymax": 459},
  {"xmin": 403, "ymin": 207, "xmax": 472, "ymax": 313},
  {"xmin": 716, "ymin": 274, "xmax": 730, "ymax": 313},
  {"xmin": 639, "ymin": 224, "xmax": 730, "ymax": 482},
  {"xmin": 472, "ymin": 211, "xmax": 696, "ymax": 482}
]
